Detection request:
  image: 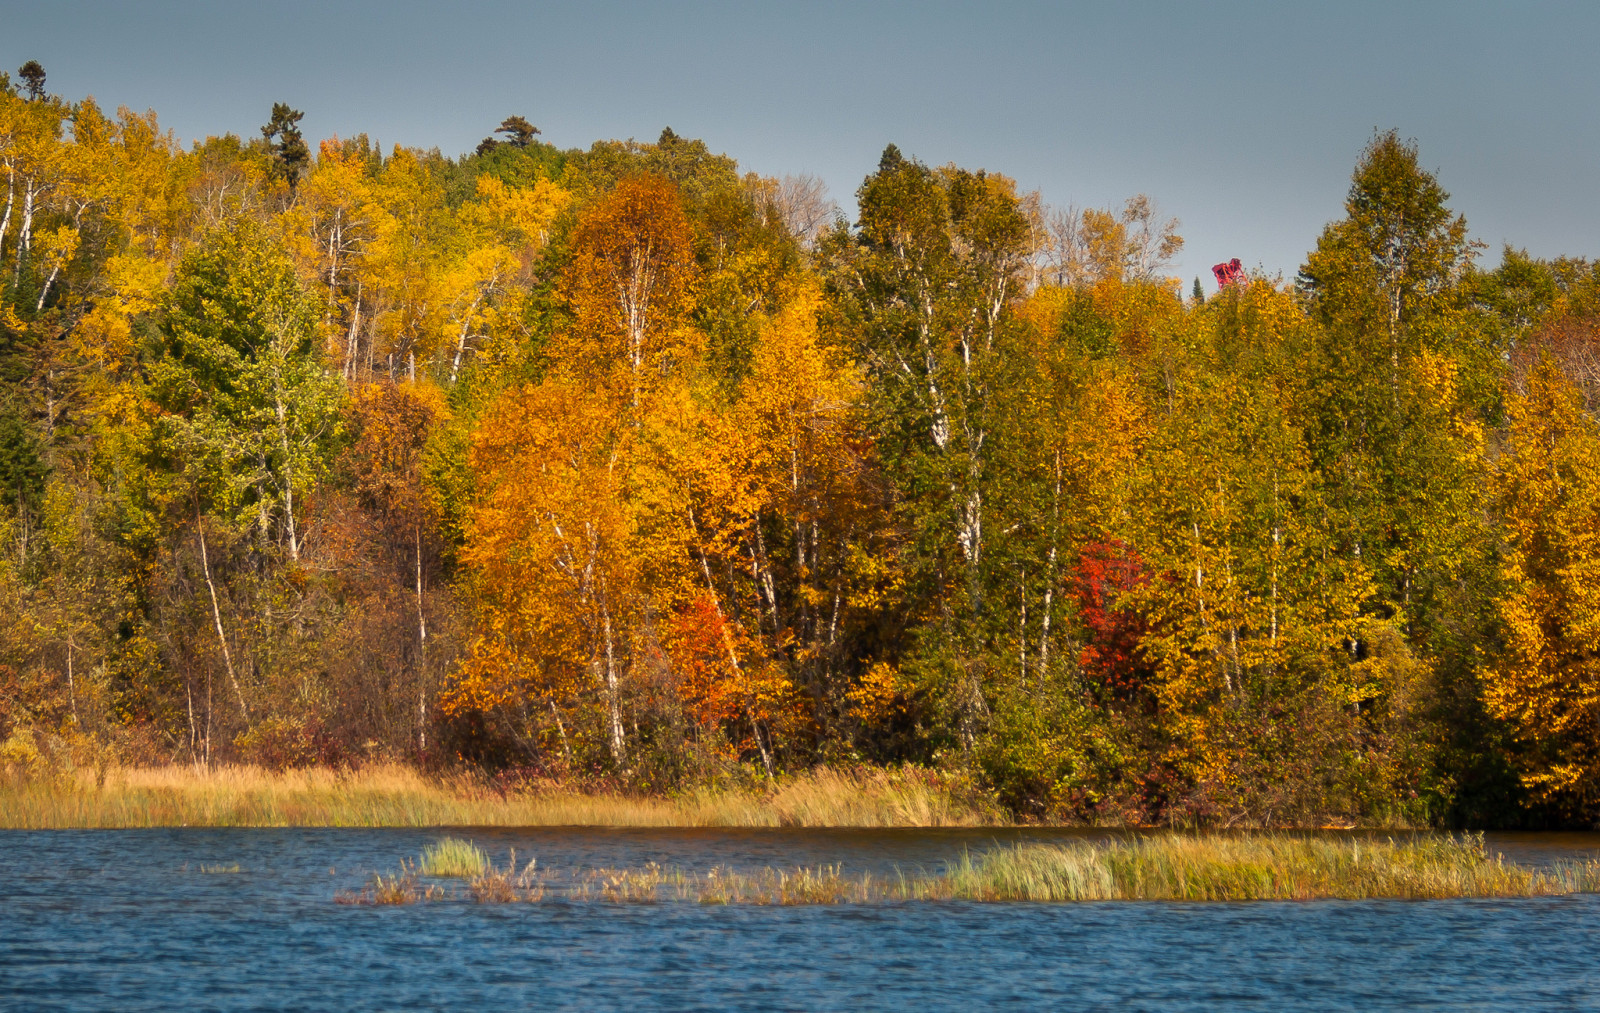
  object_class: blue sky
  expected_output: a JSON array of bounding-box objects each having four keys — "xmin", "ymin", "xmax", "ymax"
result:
[{"xmin": 4, "ymin": 1, "xmax": 1595, "ymax": 284}]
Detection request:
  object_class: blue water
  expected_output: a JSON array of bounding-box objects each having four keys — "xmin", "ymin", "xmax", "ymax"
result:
[{"xmin": 4, "ymin": 828, "xmax": 1600, "ymax": 1010}]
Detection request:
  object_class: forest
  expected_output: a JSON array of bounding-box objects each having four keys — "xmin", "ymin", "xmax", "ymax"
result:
[{"xmin": 3, "ymin": 60, "xmax": 1599, "ymax": 828}]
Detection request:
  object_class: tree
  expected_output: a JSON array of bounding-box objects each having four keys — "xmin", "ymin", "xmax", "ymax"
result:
[
  {"xmin": 448, "ymin": 378, "xmax": 660, "ymax": 766},
  {"xmin": 821, "ymin": 148, "xmax": 1037, "ymax": 743},
  {"xmin": 1297, "ymin": 131, "xmax": 1491, "ymax": 654},
  {"xmin": 561, "ymin": 174, "xmax": 697, "ymax": 405},
  {"xmin": 1040, "ymin": 196, "xmax": 1183, "ymax": 287},
  {"xmin": 475, "ymin": 115, "xmax": 540, "ymax": 156},
  {"xmin": 334, "ymin": 381, "xmax": 446, "ymax": 754},
  {"xmin": 260, "ymin": 103, "xmax": 309, "ymax": 190},
  {"xmin": 496, "ymin": 115, "xmax": 539, "ymax": 148},
  {"xmin": 1485, "ymin": 356, "xmax": 1600, "ymax": 822},
  {"xmin": 17, "ymin": 62, "xmax": 45, "ymax": 102}
]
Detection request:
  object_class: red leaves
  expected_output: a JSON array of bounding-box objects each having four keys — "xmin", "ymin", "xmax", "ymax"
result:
[
  {"xmin": 1071, "ymin": 540, "xmax": 1153, "ymax": 697},
  {"xmin": 669, "ymin": 593, "xmax": 739, "ymax": 730}
]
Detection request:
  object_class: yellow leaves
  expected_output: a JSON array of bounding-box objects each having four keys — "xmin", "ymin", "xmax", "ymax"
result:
[
  {"xmin": 1414, "ymin": 347, "xmax": 1486, "ymax": 463},
  {"xmin": 34, "ymin": 223, "xmax": 80, "ymax": 276},
  {"xmin": 75, "ymin": 253, "xmax": 165, "ymax": 366},
  {"xmin": 461, "ymin": 175, "xmax": 568, "ymax": 251},
  {"xmin": 847, "ymin": 662, "xmax": 907, "ymax": 725},
  {"xmin": 1485, "ymin": 356, "xmax": 1600, "ymax": 811}
]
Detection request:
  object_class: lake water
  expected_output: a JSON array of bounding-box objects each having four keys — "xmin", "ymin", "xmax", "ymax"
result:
[{"xmin": 4, "ymin": 828, "xmax": 1600, "ymax": 1010}]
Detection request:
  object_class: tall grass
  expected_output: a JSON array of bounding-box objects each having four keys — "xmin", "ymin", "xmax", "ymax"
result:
[
  {"xmin": 0, "ymin": 763, "xmax": 1001, "ymax": 828},
  {"xmin": 339, "ymin": 833, "xmax": 1600, "ymax": 906},
  {"xmin": 912, "ymin": 834, "xmax": 1600, "ymax": 901},
  {"xmin": 419, "ymin": 837, "xmax": 488, "ymax": 877}
]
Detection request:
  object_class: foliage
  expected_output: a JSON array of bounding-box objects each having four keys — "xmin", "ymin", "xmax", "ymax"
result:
[{"xmin": 1, "ymin": 83, "xmax": 1596, "ymax": 828}]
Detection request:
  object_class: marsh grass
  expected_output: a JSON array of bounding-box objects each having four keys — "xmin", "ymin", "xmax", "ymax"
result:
[
  {"xmin": 693, "ymin": 864, "xmax": 873, "ymax": 905},
  {"xmin": 905, "ymin": 833, "xmax": 1600, "ymax": 902},
  {"xmin": 468, "ymin": 849, "xmax": 543, "ymax": 903},
  {"xmin": 0, "ymin": 764, "xmax": 1000, "ymax": 828},
  {"xmin": 350, "ymin": 833, "xmax": 1600, "ymax": 906},
  {"xmin": 337, "ymin": 858, "xmax": 449, "ymax": 905},
  {"xmin": 419, "ymin": 837, "xmax": 487, "ymax": 877}
]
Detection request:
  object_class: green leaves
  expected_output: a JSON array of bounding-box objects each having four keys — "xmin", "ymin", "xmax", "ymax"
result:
[{"xmin": 150, "ymin": 223, "xmax": 344, "ymax": 542}]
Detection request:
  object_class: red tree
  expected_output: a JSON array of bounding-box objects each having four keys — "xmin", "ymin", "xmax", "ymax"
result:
[{"xmin": 1071, "ymin": 540, "xmax": 1153, "ymax": 697}]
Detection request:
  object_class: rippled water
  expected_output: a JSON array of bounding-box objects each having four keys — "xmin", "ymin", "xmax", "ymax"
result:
[{"xmin": 5, "ymin": 828, "xmax": 1600, "ymax": 1010}]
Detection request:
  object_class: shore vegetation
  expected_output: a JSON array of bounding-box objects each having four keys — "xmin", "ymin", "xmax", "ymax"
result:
[
  {"xmin": 335, "ymin": 833, "xmax": 1600, "ymax": 905},
  {"xmin": 0, "ymin": 763, "xmax": 1003, "ymax": 829}
]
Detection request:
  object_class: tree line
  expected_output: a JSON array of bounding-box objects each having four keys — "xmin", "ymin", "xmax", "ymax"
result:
[{"xmin": 3, "ymin": 64, "xmax": 1599, "ymax": 826}]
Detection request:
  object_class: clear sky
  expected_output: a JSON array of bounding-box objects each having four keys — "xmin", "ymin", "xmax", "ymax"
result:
[{"xmin": 4, "ymin": 1, "xmax": 1595, "ymax": 285}]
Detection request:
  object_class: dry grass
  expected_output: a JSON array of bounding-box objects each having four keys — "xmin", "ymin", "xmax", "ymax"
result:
[{"xmin": 0, "ymin": 763, "xmax": 1000, "ymax": 829}]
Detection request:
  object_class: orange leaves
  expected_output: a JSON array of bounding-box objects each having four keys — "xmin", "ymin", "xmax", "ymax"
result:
[
  {"xmin": 668, "ymin": 593, "xmax": 741, "ymax": 730},
  {"xmin": 561, "ymin": 175, "xmax": 698, "ymax": 390},
  {"xmin": 345, "ymin": 380, "xmax": 442, "ymax": 519}
]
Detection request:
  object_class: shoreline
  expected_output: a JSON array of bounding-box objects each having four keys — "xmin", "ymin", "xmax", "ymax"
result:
[
  {"xmin": 0, "ymin": 763, "xmax": 1013, "ymax": 830},
  {"xmin": 0, "ymin": 762, "xmax": 1429, "ymax": 831}
]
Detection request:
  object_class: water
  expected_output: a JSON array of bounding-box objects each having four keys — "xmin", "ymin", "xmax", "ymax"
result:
[{"xmin": 5, "ymin": 828, "xmax": 1600, "ymax": 1010}]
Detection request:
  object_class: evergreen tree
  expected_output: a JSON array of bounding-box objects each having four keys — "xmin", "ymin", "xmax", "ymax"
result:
[{"xmin": 260, "ymin": 102, "xmax": 310, "ymax": 189}]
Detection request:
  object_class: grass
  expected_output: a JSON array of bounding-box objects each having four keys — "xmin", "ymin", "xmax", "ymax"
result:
[
  {"xmin": 419, "ymin": 837, "xmax": 488, "ymax": 877},
  {"xmin": 0, "ymin": 763, "xmax": 1001, "ymax": 828},
  {"xmin": 913, "ymin": 834, "xmax": 1600, "ymax": 901},
  {"xmin": 336, "ymin": 832, "xmax": 1600, "ymax": 906}
]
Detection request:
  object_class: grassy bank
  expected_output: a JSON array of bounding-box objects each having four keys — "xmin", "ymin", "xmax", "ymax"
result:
[
  {"xmin": 0, "ymin": 763, "xmax": 1004, "ymax": 829},
  {"xmin": 340, "ymin": 833, "xmax": 1600, "ymax": 905}
]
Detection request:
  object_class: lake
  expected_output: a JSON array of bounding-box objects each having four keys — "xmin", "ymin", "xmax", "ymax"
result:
[{"xmin": 4, "ymin": 828, "xmax": 1600, "ymax": 1010}]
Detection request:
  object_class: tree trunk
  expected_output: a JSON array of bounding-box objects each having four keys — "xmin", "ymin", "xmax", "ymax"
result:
[
  {"xmin": 65, "ymin": 636, "xmax": 78, "ymax": 726},
  {"xmin": 197, "ymin": 511, "xmax": 249, "ymax": 724},
  {"xmin": 549, "ymin": 701, "xmax": 573, "ymax": 766},
  {"xmin": 14, "ymin": 177, "xmax": 35, "ymax": 285},
  {"xmin": 416, "ymin": 521, "xmax": 428, "ymax": 754},
  {"xmin": 270, "ymin": 352, "xmax": 300, "ymax": 561},
  {"xmin": 343, "ymin": 290, "xmax": 362, "ymax": 381},
  {"xmin": 600, "ymin": 604, "xmax": 627, "ymax": 764}
]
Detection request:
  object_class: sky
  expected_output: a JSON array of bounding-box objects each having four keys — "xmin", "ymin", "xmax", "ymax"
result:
[{"xmin": 4, "ymin": 0, "xmax": 1597, "ymax": 285}]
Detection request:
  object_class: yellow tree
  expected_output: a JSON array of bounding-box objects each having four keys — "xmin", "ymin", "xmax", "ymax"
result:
[
  {"xmin": 667, "ymin": 286, "xmax": 878, "ymax": 766},
  {"xmin": 278, "ymin": 141, "xmax": 378, "ymax": 376},
  {"xmin": 562, "ymin": 174, "xmax": 697, "ymax": 405},
  {"xmin": 448, "ymin": 176, "xmax": 699, "ymax": 767},
  {"xmin": 449, "ymin": 378, "xmax": 655, "ymax": 764},
  {"xmin": 363, "ymin": 148, "xmax": 453, "ymax": 380},
  {"xmin": 1486, "ymin": 355, "xmax": 1600, "ymax": 819},
  {"xmin": 440, "ymin": 175, "xmax": 567, "ymax": 382}
]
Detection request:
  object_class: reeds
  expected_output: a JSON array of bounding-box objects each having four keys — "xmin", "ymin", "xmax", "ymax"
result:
[
  {"xmin": 909, "ymin": 833, "xmax": 1600, "ymax": 902},
  {"xmin": 419, "ymin": 837, "xmax": 488, "ymax": 877},
  {"xmin": 341, "ymin": 833, "xmax": 1600, "ymax": 906},
  {"xmin": 0, "ymin": 763, "xmax": 1000, "ymax": 828},
  {"xmin": 335, "ymin": 859, "xmax": 448, "ymax": 905},
  {"xmin": 340, "ymin": 847, "xmax": 541, "ymax": 904}
]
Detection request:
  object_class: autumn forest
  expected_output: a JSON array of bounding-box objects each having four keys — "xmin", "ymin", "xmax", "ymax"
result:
[{"xmin": 4, "ymin": 63, "xmax": 1600, "ymax": 828}]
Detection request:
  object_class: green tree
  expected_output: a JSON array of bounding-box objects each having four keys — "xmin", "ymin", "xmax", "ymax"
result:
[
  {"xmin": 1297, "ymin": 130, "xmax": 1491, "ymax": 643},
  {"xmin": 260, "ymin": 102, "xmax": 309, "ymax": 190},
  {"xmin": 821, "ymin": 148, "xmax": 1038, "ymax": 746},
  {"xmin": 17, "ymin": 61, "xmax": 46, "ymax": 102}
]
